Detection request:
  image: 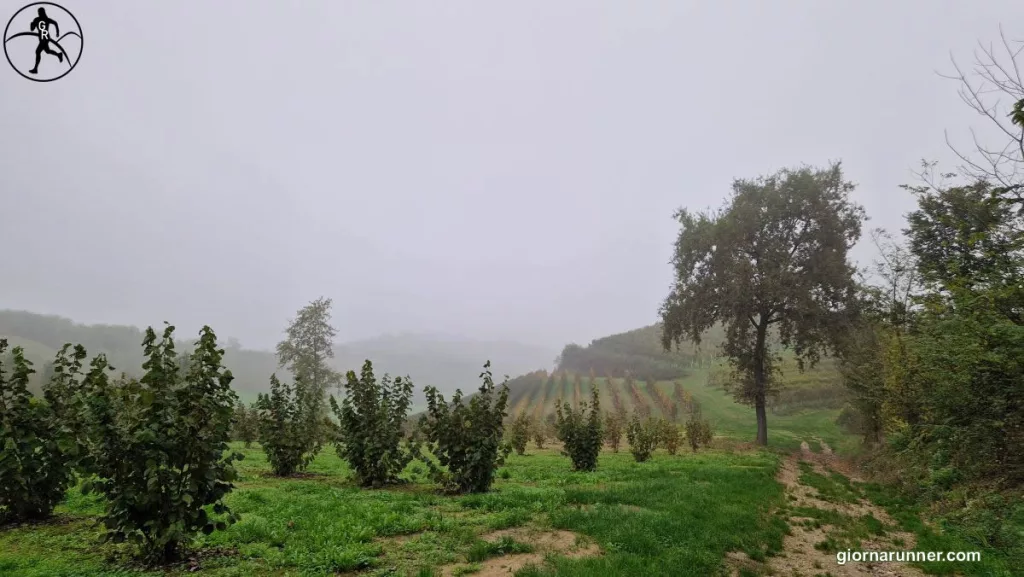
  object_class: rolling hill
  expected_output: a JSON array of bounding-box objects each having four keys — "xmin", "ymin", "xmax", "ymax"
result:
[
  {"xmin": 554, "ymin": 323, "xmax": 726, "ymax": 379},
  {"xmin": 495, "ymin": 323, "xmax": 849, "ymax": 450},
  {"xmin": 2, "ymin": 310, "xmax": 847, "ymax": 447},
  {"xmin": 500, "ymin": 367, "xmax": 847, "ymax": 451}
]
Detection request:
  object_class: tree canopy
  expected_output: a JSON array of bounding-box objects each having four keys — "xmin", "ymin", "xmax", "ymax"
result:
[{"xmin": 660, "ymin": 162, "xmax": 864, "ymax": 445}]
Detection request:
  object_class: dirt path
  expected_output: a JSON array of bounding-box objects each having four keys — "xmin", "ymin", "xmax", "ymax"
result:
[
  {"xmin": 439, "ymin": 527, "xmax": 601, "ymax": 576},
  {"xmin": 752, "ymin": 443, "xmax": 928, "ymax": 577}
]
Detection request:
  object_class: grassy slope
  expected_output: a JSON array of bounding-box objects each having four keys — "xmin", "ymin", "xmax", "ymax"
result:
[
  {"xmin": 0, "ymin": 444, "xmax": 788, "ymax": 577},
  {"xmin": 507, "ymin": 368, "xmax": 852, "ymax": 454},
  {"xmin": 676, "ymin": 372, "xmax": 851, "ymax": 453}
]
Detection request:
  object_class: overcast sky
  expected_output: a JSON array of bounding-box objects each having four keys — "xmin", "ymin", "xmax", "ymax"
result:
[{"xmin": 1, "ymin": 1, "xmax": 1021, "ymax": 350}]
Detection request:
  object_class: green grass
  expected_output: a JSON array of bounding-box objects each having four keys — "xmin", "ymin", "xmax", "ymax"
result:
[
  {"xmin": 797, "ymin": 462, "xmax": 860, "ymax": 504},
  {"xmin": 505, "ymin": 369, "xmax": 856, "ymax": 455},
  {"xmin": 781, "ymin": 466, "xmax": 1020, "ymax": 576},
  {"xmin": 670, "ymin": 372, "xmax": 853, "ymax": 454},
  {"xmin": 855, "ymin": 481, "xmax": 1022, "ymax": 576},
  {"xmin": 0, "ymin": 444, "xmax": 788, "ymax": 577}
]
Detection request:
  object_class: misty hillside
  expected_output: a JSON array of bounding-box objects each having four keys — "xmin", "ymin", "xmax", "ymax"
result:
[
  {"xmin": 0, "ymin": 310, "xmax": 556, "ymax": 403},
  {"xmin": 554, "ymin": 323, "xmax": 727, "ymax": 379},
  {"xmin": 504, "ymin": 358, "xmax": 842, "ymax": 421},
  {"xmin": 500, "ymin": 367, "xmax": 845, "ymax": 447},
  {"xmin": 453, "ymin": 323, "xmax": 842, "ymax": 424},
  {"xmin": 331, "ymin": 333, "xmax": 557, "ymax": 405}
]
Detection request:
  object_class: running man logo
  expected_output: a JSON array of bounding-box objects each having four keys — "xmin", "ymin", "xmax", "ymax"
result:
[{"xmin": 4, "ymin": 2, "xmax": 82, "ymax": 82}]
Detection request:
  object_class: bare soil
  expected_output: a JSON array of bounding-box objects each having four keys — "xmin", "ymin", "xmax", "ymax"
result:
[{"xmin": 440, "ymin": 527, "xmax": 601, "ymax": 577}]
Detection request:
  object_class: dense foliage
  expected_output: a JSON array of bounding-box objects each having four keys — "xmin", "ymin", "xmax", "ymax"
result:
[
  {"xmin": 660, "ymin": 163, "xmax": 864, "ymax": 445},
  {"xmin": 417, "ymin": 362, "xmax": 511, "ymax": 493},
  {"xmin": 76, "ymin": 325, "xmax": 242, "ymax": 563},
  {"xmin": 508, "ymin": 411, "xmax": 532, "ymax": 456},
  {"xmin": 625, "ymin": 413, "xmax": 658, "ymax": 463},
  {"xmin": 231, "ymin": 401, "xmax": 258, "ymax": 448},
  {"xmin": 276, "ymin": 297, "xmax": 342, "ymax": 403},
  {"xmin": 255, "ymin": 374, "xmax": 322, "ymax": 476},
  {"xmin": 0, "ymin": 341, "xmax": 78, "ymax": 522},
  {"xmin": 331, "ymin": 360, "xmax": 415, "ymax": 488},
  {"xmin": 841, "ymin": 177, "xmax": 1024, "ymax": 484},
  {"xmin": 603, "ymin": 409, "xmax": 625, "ymax": 452},
  {"xmin": 532, "ymin": 415, "xmax": 550, "ymax": 449},
  {"xmin": 685, "ymin": 403, "xmax": 714, "ymax": 452},
  {"xmin": 657, "ymin": 418, "xmax": 682, "ymax": 455},
  {"xmin": 554, "ymin": 385, "xmax": 603, "ymax": 471}
]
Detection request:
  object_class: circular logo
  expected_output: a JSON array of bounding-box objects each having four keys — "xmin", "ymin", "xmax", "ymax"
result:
[{"xmin": 4, "ymin": 2, "xmax": 82, "ymax": 82}]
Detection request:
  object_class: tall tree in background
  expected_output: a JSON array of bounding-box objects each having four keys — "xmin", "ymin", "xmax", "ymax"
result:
[
  {"xmin": 660, "ymin": 163, "xmax": 864, "ymax": 445},
  {"xmin": 837, "ymin": 229, "xmax": 921, "ymax": 444},
  {"xmin": 276, "ymin": 297, "xmax": 343, "ymax": 415}
]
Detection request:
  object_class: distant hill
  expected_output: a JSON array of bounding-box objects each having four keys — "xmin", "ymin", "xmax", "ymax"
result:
[
  {"xmin": 1, "ymin": 310, "xmax": 844, "ymax": 426},
  {"xmin": 554, "ymin": 323, "xmax": 727, "ymax": 380},
  {"xmin": 498, "ymin": 323, "xmax": 844, "ymax": 430},
  {"xmin": 501, "ymin": 363, "xmax": 842, "ymax": 420},
  {"xmin": 330, "ymin": 333, "xmax": 557, "ymax": 407},
  {"xmin": 0, "ymin": 310, "xmax": 556, "ymax": 404}
]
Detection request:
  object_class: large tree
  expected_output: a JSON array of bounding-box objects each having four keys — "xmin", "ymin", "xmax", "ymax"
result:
[
  {"xmin": 659, "ymin": 163, "xmax": 864, "ymax": 445},
  {"xmin": 276, "ymin": 296, "xmax": 343, "ymax": 409}
]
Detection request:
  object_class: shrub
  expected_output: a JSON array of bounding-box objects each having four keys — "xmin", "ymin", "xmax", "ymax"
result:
[
  {"xmin": 508, "ymin": 412, "xmax": 532, "ymax": 456},
  {"xmin": 0, "ymin": 341, "xmax": 80, "ymax": 522},
  {"xmin": 835, "ymin": 404, "xmax": 864, "ymax": 436},
  {"xmin": 231, "ymin": 401, "xmax": 258, "ymax": 448},
  {"xmin": 320, "ymin": 414, "xmax": 342, "ymax": 445},
  {"xmin": 417, "ymin": 361, "xmax": 511, "ymax": 493},
  {"xmin": 330, "ymin": 360, "xmax": 415, "ymax": 488},
  {"xmin": 658, "ymin": 418, "xmax": 682, "ymax": 455},
  {"xmin": 77, "ymin": 325, "xmax": 242, "ymax": 563},
  {"xmin": 626, "ymin": 413, "xmax": 659, "ymax": 462},
  {"xmin": 555, "ymin": 385, "xmax": 603, "ymax": 471},
  {"xmin": 255, "ymin": 374, "xmax": 322, "ymax": 476},
  {"xmin": 603, "ymin": 410, "xmax": 625, "ymax": 452},
  {"xmin": 685, "ymin": 404, "xmax": 714, "ymax": 452},
  {"xmin": 532, "ymin": 416, "xmax": 547, "ymax": 449}
]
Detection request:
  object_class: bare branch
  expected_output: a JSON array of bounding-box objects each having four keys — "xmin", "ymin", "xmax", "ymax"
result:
[{"xmin": 942, "ymin": 30, "xmax": 1024, "ymax": 188}]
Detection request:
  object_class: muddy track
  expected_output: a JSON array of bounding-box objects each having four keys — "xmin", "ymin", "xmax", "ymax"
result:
[{"xmin": 729, "ymin": 441, "xmax": 927, "ymax": 577}]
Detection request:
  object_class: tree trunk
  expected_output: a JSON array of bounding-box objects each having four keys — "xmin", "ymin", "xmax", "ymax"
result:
[
  {"xmin": 754, "ymin": 320, "xmax": 769, "ymax": 446},
  {"xmin": 755, "ymin": 391, "xmax": 768, "ymax": 446}
]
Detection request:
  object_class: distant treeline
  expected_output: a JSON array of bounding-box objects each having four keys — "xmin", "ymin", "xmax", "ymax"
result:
[
  {"xmin": 554, "ymin": 324, "xmax": 726, "ymax": 381},
  {"xmin": 0, "ymin": 309, "xmax": 280, "ymax": 395},
  {"xmin": 0, "ymin": 310, "xmax": 556, "ymax": 402}
]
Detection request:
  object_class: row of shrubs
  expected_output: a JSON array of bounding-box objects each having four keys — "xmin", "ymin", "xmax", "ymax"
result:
[
  {"xmin": 506, "ymin": 404, "xmax": 714, "ymax": 462},
  {"xmin": 224, "ymin": 358, "xmax": 517, "ymax": 494},
  {"xmin": 0, "ymin": 326, "xmax": 715, "ymax": 566},
  {"xmin": 0, "ymin": 327, "xmax": 239, "ymax": 564}
]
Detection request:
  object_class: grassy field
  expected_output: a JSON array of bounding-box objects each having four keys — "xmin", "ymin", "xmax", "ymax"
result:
[
  {"xmin": 1, "ymin": 352, "xmax": 865, "ymax": 577},
  {"xmin": 4, "ymin": 405, "xmax": 1013, "ymax": 575},
  {"xmin": 1, "ymin": 444, "xmax": 790, "ymax": 577}
]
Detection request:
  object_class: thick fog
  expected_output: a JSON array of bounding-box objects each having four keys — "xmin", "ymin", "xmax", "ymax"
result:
[{"xmin": 1, "ymin": 1, "xmax": 1021, "ymax": 351}]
